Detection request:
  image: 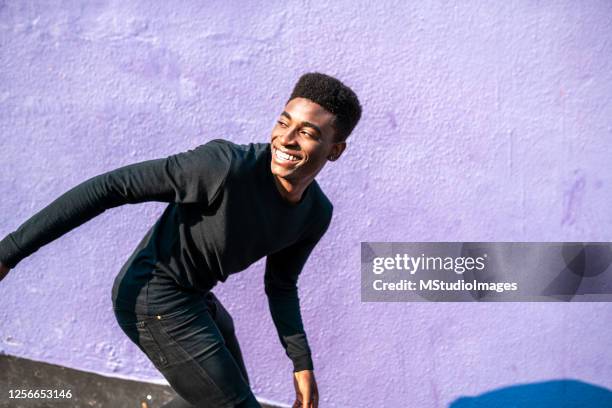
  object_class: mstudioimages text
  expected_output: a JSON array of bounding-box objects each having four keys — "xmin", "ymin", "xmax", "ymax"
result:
[
  {"xmin": 372, "ymin": 253, "xmax": 487, "ymax": 275},
  {"xmin": 372, "ymin": 279, "xmax": 519, "ymax": 293}
]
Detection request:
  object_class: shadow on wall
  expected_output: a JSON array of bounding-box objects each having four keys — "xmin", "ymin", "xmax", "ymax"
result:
[{"xmin": 449, "ymin": 379, "xmax": 612, "ymax": 408}]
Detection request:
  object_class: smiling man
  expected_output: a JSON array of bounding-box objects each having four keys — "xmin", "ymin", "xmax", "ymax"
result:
[{"xmin": 0, "ymin": 72, "xmax": 361, "ymax": 408}]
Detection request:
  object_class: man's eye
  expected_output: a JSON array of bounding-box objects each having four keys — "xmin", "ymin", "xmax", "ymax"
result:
[
  {"xmin": 300, "ymin": 131, "xmax": 313, "ymax": 138},
  {"xmin": 277, "ymin": 121, "xmax": 288, "ymax": 127}
]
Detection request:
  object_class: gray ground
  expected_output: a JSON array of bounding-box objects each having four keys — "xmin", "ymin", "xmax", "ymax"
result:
[{"xmin": 0, "ymin": 354, "xmax": 279, "ymax": 408}]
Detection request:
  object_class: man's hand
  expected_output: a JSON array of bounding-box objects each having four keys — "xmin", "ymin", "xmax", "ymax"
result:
[
  {"xmin": 292, "ymin": 369, "xmax": 318, "ymax": 408},
  {"xmin": 0, "ymin": 262, "xmax": 10, "ymax": 283}
]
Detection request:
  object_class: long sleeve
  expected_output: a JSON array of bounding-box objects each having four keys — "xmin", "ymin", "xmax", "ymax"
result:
[
  {"xmin": 0, "ymin": 139, "xmax": 231, "ymax": 269},
  {"xmin": 264, "ymin": 206, "xmax": 332, "ymax": 372}
]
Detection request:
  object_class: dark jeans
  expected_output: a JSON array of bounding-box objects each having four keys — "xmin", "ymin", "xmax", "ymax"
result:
[{"xmin": 113, "ymin": 292, "xmax": 261, "ymax": 408}]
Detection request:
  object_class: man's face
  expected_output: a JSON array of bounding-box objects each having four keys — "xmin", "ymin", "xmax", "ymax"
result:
[{"xmin": 270, "ymin": 97, "xmax": 345, "ymax": 186}]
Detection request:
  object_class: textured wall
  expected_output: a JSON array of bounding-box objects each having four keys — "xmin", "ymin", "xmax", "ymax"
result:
[{"xmin": 1, "ymin": 1, "xmax": 611, "ymax": 407}]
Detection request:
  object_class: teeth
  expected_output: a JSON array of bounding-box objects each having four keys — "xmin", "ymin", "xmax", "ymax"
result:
[{"xmin": 275, "ymin": 148, "xmax": 299, "ymax": 161}]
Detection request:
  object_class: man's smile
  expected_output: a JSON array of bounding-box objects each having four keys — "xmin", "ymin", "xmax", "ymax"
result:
[{"xmin": 272, "ymin": 145, "xmax": 304, "ymax": 167}]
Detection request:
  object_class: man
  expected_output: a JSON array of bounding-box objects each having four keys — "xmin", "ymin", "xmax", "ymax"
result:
[{"xmin": 0, "ymin": 72, "xmax": 361, "ymax": 407}]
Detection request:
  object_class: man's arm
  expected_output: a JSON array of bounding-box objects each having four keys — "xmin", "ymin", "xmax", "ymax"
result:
[
  {"xmin": 265, "ymin": 206, "xmax": 331, "ymax": 408},
  {"xmin": 264, "ymin": 236, "xmax": 321, "ymax": 372},
  {"xmin": 264, "ymin": 208, "xmax": 332, "ymax": 371},
  {"xmin": 0, "ymin": 139, "xmax": 232, "ymax": 269}
]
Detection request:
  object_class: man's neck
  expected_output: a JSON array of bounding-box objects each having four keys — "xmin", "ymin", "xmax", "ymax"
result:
[{"xmin": 272, "ymin": 175, "xmax": 311, "ymax": 205}]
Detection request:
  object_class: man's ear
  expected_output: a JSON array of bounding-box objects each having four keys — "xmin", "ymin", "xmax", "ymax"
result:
[{"xmin": 327, "ymin": 142, "xmax": 346, "ymax": 162}]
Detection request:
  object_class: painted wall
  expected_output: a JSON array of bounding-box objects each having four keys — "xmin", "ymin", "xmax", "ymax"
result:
[{"xmin": 1, "ymin": 1, "xmax": 611, "ymax": 407}]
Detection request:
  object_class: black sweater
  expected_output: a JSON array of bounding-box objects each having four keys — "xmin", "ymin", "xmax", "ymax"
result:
[{"xmin": 0, "ymin": 139, "xmax": 333, "ymax": 372}]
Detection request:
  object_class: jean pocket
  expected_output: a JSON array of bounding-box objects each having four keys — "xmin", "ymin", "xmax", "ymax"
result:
[
  {"xmin": 135, "ymin": 320, "xmax": 171, "ymax": 369},
  {"xmin": 158, "ymin": 304, "xmax": 201, "ymax": 320},
  {"xmin": 116, "ymin": 314, "xmax": 171, "ymax": 370},
  {"xmin": 156, "ymin": 302, "xmax": 209, "ymax": 334}
]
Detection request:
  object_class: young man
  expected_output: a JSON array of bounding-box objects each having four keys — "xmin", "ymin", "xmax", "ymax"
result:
[{"xmin": 0, "ymin": 72, "xmax": 361, "ymax": 407}]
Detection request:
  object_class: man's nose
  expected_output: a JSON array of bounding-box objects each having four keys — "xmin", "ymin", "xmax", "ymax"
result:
[{"xmin": 278, "ymin": 126, "xmax": 298, "ymax": 144}]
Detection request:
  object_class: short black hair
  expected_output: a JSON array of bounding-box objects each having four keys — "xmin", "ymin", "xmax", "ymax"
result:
[{"xmin": 288, "ymin": 72, "xmax": 362, "ymax": 142}]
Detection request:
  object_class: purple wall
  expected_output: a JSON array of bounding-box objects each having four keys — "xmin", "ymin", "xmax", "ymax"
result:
[{"xmin": 1, "ymin": 2, "xmax": 611, "ymax": 407}]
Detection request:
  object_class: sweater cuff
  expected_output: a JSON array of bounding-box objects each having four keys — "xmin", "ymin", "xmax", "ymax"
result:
[
  {"xmin": 292, "ymin": 354, "xmax": 314, "ymax": 372},
  {"xmin": 0, "ymin": 233, "xmax": 22, "ymax": 269}
]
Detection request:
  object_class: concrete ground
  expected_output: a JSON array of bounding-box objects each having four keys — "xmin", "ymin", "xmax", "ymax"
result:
[{"xmin": 0, "ymin": 354, "xmax": 280, "ymax": 407}]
